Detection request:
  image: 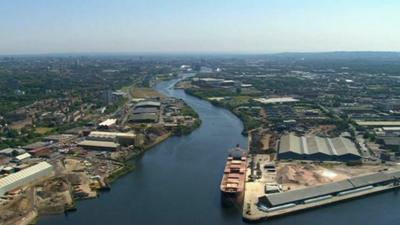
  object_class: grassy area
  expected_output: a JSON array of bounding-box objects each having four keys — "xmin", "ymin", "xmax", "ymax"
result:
[
  {"xmin": 224, "ymin": 96, "xmax": 253, "ymax": 108},
  {"xmin": 34, "ymin": 127, "xmax": 54, "ymax": 134},
  {"xmin": 234, "ymin": 110, "xmax": 263, "ymax": 135},
  {"xmin": 130, "ymin": 87, "xmax": 164, "ymax": 98},
  {"xmin": 186, "ymin": 88, "xmax": 239, "ymax": 98},
  {"xmin": 181, "ymin": 104, "xmax": 199, "ymax": 118},
  {"xmin": 173, "ymin": 120, "xmax": 201, "ymax": 136}
]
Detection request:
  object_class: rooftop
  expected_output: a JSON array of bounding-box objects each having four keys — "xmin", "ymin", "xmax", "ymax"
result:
[
  {"xmin": 0, "ymin": 162, "xmax": 53, "ymax": 192},
  {"xmin": 133, "ymin": 107, "xmax": 159, "ymax": 114},
  {"xmin": 99, "ymin": 118, "xmax": 117, "ymax": 126},
  {"xmin": 22, "ymin": 141, "xmax": 49, "ymax": 150},
  {"xmin": 264, "ymin": 180, "xmax": 354, "ymax": 207},
  {"xmin": 135, "ymin": 101, "xmax": 161, "ymax": 108},
  {"xmin": 262, "ymin": 169, "xmax": 400, "ymax": 207},
  {"xmin": 253, "ymin": 97, "xmax": 299, "ymax": 104},
  {"xmin": 89, "ymin": 131, "xmax": 136, "ymax": 138},
  {"xmin": 15, "ymin": 153, "xmax": 32, "ymax": 161},
  {"xmin": 77, "ymin": 140, "xmax": 120, "ymax": 148},
  {"xmin": 0, "ymin": 148, "xmax": 16, "ymax": 155},
  {"xmin": 356, "ymin": 121, "xmax": 400, "ymax": 127},
  {"xmin": 279, "ymin": 134, "xmax": 360, "ymax": 157},
  {"xmin": 130, "ymin": 113, "xmax": 158, "ymax": 122}
]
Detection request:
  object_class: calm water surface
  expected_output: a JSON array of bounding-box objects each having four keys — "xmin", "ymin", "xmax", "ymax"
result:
[{"xmin": 38, "ymin": 77, "xmax": 400, "ymax": 225}]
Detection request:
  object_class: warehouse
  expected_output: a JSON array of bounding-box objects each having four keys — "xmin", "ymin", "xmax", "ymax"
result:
[
  {"xmin": 134, "ymin": 101, "xmax": 161, "ymax": 109},
  {"xmin": 77, "ymin": 140, "xmax": 120, "ymax": 151},
  {"xmin": 377, "ymin": 136, "xmax": 400, "ymax": 151},
  {"xmin": 129, "ymin": 113, "xmax": 159, "ymax": 123},
  {"xmin": 87, "ymin": 131, "xmax": 136, "ymax": 146},
  {"xmin": 258, "ymin": 170, "xmax": 400, "ymax": 208},
  {"xmin": 382, "ymin": 127, "xmax": 400, "ymax": 135},
  {"xmin": 0, "ymin": 148, "xmax": 25, "ymax": 157},
  {"xmin": 133, "ymin": 107, "xmax": 159, "ymax": 114},
  {"xmin": 98, "ymin": 118, "xmax": 117, "ymax": 129},
  {"xmin": 14, "ymin": 153, "xmax": 32, "ymax": 162},
  {"xmin": 129, "ymin": 101, "xmax": 160, "ymax": 124},
  {"xmin": 42, "ymin": 134, "xmax": 76, "ymax": 143},
  {"xmin": 355, "ymin": 121, "xmax": 400, "ymax": 127},
  {"xmin": 0, "ymin": 162, "xmax": 53, "ymax": 196},
  {"xmin": 260, "ymin": 180, "xmax": 354, "ymax": 207},
  {"xmin": 278, "ymin": 134, "xmax": 361, "ymax": 162},
  {"xmin": 254, "ymin": 97, "xmax": 299, "ymax": 104},
  {"xmin": 22, "ymin": 141, "xmax": 49, "ymax": 150}
]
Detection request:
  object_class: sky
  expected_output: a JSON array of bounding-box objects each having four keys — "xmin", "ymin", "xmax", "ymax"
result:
[{"xmin": 0, "ymin": 0, "xmax": 399, "ymax": 54}]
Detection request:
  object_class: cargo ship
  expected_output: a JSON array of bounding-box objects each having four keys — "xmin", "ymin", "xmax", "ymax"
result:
[{"xmin": 220, "ymin": 146, "xmax": 248, "ymax": 207}]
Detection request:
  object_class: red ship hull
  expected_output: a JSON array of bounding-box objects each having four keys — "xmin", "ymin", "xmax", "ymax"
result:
[{"xmin": 220, "ymin": 148, "xmax": 247, "ymax": 207}]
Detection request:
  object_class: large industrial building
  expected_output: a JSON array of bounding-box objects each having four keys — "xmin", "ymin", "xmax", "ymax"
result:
[
  {"xmin": 278, "ymin": 134, "xmax": 361, "ymax": 161},
  {"xmin": 77, "ymin": 140, "xmax": 120, "ymax": 151},
  {"xmin": 87, "ymin": 131, "xmax": 136, "ymax": 146},
  {"xmin": 258, "ymin": 170, "xmax": 400, "ymax": 209},
  {"xmin": 129, "ymin": 113, "xmax": 159, "ymax": 123},
  {"xmin": 134, "ymin": 101, "xmax": 161, "ymax": 109},
  {"xmin": 133, "ymin": 107, "xmax": 159, "ymax": 114},
  {"xmin": 355, "ymin": 120, "xmax": 400, "ymax": 127},
  {"xmin": 129, "ymin": 101, "xmax": 160, "ymax": 123},
  {"xmin": 0, "ymin": 162, "xmax": 53, "ymax": 196}
]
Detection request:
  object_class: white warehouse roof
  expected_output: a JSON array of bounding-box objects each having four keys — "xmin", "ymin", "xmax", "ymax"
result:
[
  {"xmin": 15, "ymin": 153, "xmax": 32, "ymax": 161},
  {"xmin": 78, "ymin": 140, "xmax": 120, "ymax": 148},
  {"xmin": 89, "ymin": 131, "xmax": 136, "ymax": 138},
  {"xmin": 99, "ymin": 118, "xmax": 117, "ymax": 127},
  {"xmin": 382, "ymin": 127, "xmax": 400, "ymax": 131},
  {"xmin": 0, "ymin": 162, "xmax": 53, "ymax": 196},
  {"xmin": 356, "ymin": 121, "xmax": 400, "ymax": 127},
  {"xmin": 253, "ymin": 97, "xmax": 299, "ymax": 104}
]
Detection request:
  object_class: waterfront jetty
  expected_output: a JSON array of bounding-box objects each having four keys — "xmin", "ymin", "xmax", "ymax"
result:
[{"xmin": 243, "ymin": 169, "xmax": 400, "ymax": 221}]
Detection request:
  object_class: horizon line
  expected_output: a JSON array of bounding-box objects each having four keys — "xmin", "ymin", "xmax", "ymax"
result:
[{"xmin": 1, "ymin": 50, "xmax": 400, "ymax": 57}]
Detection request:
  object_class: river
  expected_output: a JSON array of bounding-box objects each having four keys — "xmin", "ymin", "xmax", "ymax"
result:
[{"xmin": 38, "ymin": 77, "xmax": 400, "ymax": 225}]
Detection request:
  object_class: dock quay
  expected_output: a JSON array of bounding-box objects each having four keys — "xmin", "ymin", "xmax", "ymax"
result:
[{"xmin": 243, "ymin": 169, "xmax": 400, "ymax": 222}]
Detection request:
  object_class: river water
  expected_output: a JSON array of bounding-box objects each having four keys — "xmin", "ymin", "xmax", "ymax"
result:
[{"xmin": 38, "ymin": 77, "xmax": 400, "ymax": 225}]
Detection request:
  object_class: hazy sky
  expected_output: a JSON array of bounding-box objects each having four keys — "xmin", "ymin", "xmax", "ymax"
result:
[{"xmin": 1, "ymin": 0, "xmax": 399, "ymax": 54}]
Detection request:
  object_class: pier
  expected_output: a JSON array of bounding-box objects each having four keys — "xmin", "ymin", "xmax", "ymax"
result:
[{"xmin": 243, "ymin": 168, "xmax": 400, "ymax": 222}]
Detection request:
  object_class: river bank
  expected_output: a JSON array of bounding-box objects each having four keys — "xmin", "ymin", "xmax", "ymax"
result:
[
  {"xmin": 10, "ymin": 82, "xmax": 202, "ymax": 225},
  {"xmin": 106, "ymin": 132, "xmax": 174, "ymax": 184},
  {"xmin": 37, "ymin": 76, "xmax": 249, "ymax": 225}
]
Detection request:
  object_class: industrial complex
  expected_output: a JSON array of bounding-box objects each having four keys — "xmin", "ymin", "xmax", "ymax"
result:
[{"xmin": 0, "ymin": 91, "xmax": 200, "ymax": 225}]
